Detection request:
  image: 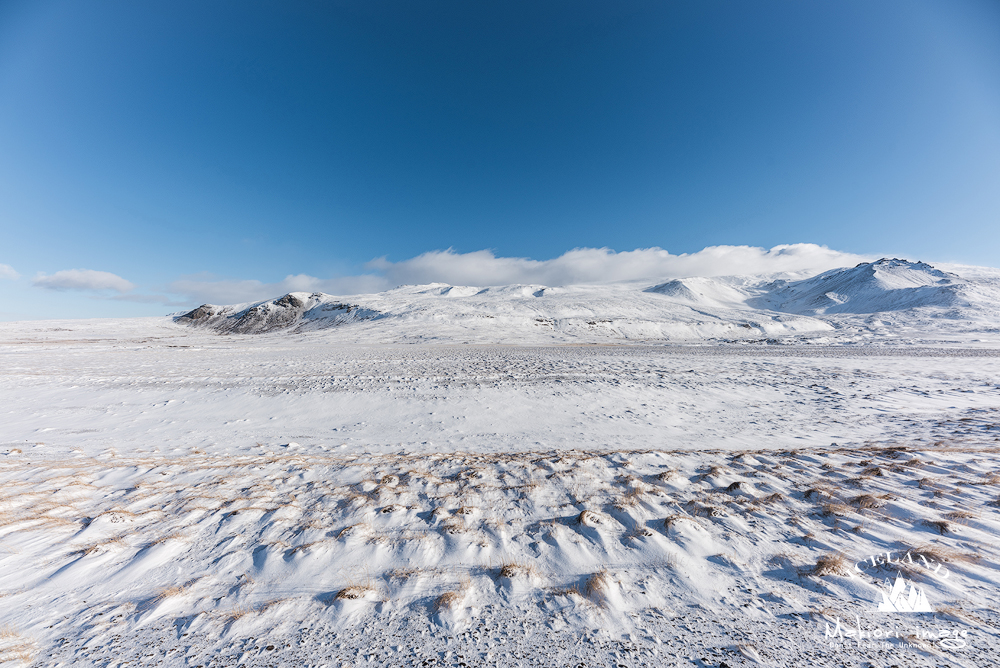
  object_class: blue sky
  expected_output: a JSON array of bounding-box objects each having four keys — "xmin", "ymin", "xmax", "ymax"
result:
[{"xmin": 1, "ymin": 0, "xmax": 999, "ymax": 319}]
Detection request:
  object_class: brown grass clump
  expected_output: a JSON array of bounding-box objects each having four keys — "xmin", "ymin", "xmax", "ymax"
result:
[
  {"xmin": 903, "ymin": 544, "xmax": 980, "ymax": 565},
  {"xmin": 334, "ymin": 584, "xmax": 374, "ymax": 600},
  {"xmin": 921, "ymin": 519, "xmax": 951, "ymax": 535},
  {"xmin": 219, "ymin": 604, "xmax": 257, "ymax": 622},
  {"xmin": 439, "ymin": 516, "xmax": 467, "ymax": 534},
  {"xmin": 155, "ymin": 585, "xmax": 188, "ymax": 601},
  {"xmin": 944, "ymin": 510, "xmax": 977, "ymax": 524},
  {"xmin": 628, "ymin": 525, "xmax": 654, "ymax": 539},
  {"xmin": 811, "ymin": 552, "xmax": 849, "ymax": 577},
  {"xmin": 821, "ymin": 502, "xmax": 851, "ymax": 517},
  {"xmin": 576, "ymin": 510, "xmax": 607, "ymax": 528},
  {"xmin": 612, "ymin": 487, "xmax": 644, "ymax": 510},
  {"xmin": 434, "ymin": 590, "xmax": 463, "ymax": 612},
  {"xmin": 583, "ymin": 569, "xmax": 619, "ymax": 607},
  {"xmin": 685, "ymin": 501, "xmax": 727, "ymax": 518},
  {"xmin": 434, "ymin": 578, "xmax": 471, "ymax": 612},
  {"xmin": 803, "ymin": 487, "xmax": 833, "ymax": 500},
  {"xmin": 387, "ymin": 567, "xmax": 421, "ymax": 582},
  {"xmin": 497, "ymin": 561, "xmax": 538, "ymax": 580},
  {"xmin": 850, "ymin": 494, "xmax": 884, "ymax": 510}
]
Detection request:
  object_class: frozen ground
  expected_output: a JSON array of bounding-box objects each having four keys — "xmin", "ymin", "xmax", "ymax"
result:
[{"xmin": 1, "ymin": 309, "xmax": 999, "ymax": 666}]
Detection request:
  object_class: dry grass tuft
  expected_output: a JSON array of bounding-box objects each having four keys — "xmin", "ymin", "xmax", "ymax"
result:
[
  {"xmin": 433, "ymin": 590, "xmax": 463, "ymax": 612},
  {"xmin": 497, "ymin": 561, "xmax": 538, "ymax": 580},
  {"xmin": 685, "ymin": 501, "xmax": 727, "ymax": 518},
  {"xmin": 904, "ymin": 544, "xmax": 980, "ymax": 564},
  {"xmin": 654, "ymin": 469, "xmax": 678, "ymax": 482},
  {"xmin": 612, "ymin": 486, "xmax": 645, "ymax": 510},
  {"xmin": 850, "ymin": 494, "xmax": 884, "ymax": 510},
  {"xmin": 155, "ymin": 584, "xmax": 189, "ymax": 601},
  {"xmin": 219, "ymin": 604, "xmax": 257, "ymax": 621},
  {"xmin": 944, "ymin": 510, "xmax": 977, "ymax": 524},
  {"xmin": 583, "ymin": 569, "xmax": 615, "ymax": 605},
  {"xmin": 921, "ymin": 519, "xmax": 951, "ymax": 535},
  {"xmin": 334, "ymin": 584, "xmax": 375, "ymax": 600},
  {"xmin": 576, "ymin": 509, "xmax": 607, "ymax": 528},
  {"xmin": 820, "ymin": 502, "xmax": 851, "ymax": 517},
  {"xmin": 433, "ymin": 578, "xmax": 471, "ymax": 613},
  {"xmin": 811, "ymin": 552, "xmax": 849, "ymax": 577}
]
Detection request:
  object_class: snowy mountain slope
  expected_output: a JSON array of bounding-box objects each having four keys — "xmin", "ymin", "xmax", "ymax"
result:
[
  {"xmin": 173, "ymin": 259, "xmax": 1000, "ymax": 342},
  {"xmin": 175, "ymin": 292, "xmax": 382, "ymax": 334},
  {"xmin": 748, "ymin": 258, "xmax": 970, "ymax": 315},
  {"xmin": 175, "ymin": 281, "xmax": 831, "ymax": 341}
]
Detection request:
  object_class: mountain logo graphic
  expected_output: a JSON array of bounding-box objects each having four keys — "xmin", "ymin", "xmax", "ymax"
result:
[{"xmin": 877, "ymin": 573, "xmax": 932, "ymax": 612}]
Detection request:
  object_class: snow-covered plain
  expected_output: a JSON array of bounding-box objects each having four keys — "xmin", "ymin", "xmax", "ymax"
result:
[{"xmin": 2, "ymin": 259, "xmax": 1000, "ymax": 667}]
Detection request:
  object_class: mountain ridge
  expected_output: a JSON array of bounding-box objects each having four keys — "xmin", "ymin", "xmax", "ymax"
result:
[{"xmin": 174, "ymin": 259, "xmax": 1000, "ymax": 342}]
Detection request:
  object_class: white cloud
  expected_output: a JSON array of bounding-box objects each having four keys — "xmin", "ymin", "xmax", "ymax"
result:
[
  {"xmin": 33, "ymin": 269, "xmax": 135, "ymax": 293},
  {"xmin": 0, "ymin": 264, "xmax": 19, "ymax": 280},
  {"xmin": 167, "ymin": 243, "xmax": 871, "ymax": 306},
  {"xmin": 369, "ymin": 243, "xmax": 870, "ymax": 287}
]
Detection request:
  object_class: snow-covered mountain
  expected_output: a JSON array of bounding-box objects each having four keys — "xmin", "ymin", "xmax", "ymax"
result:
[
  {"xmin": 748, "ymin": 258, "xmax": 968, "ymax": 315},
  {"xmin": 174, "ymin": 259, "xmax": 1000, "ymax": 343}
]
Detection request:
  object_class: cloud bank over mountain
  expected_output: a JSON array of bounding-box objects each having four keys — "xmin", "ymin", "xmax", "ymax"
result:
[{"xmin": 170, "ymin": 244, "xmax": 871, "ymax": 306}]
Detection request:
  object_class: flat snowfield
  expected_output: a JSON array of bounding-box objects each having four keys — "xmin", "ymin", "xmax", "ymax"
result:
[{"xmin": 1, "ymin": 318, "xmax": 999, "ymax": 667}]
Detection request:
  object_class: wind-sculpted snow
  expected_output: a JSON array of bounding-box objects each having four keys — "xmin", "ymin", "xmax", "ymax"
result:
[
  {"xmin": 173, "ymin": 259, "xmax": 1000, "ymax": 343},
  {"xmin": 2, "ymin": 319, "xmax": 1000, "ymax": 666}
]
